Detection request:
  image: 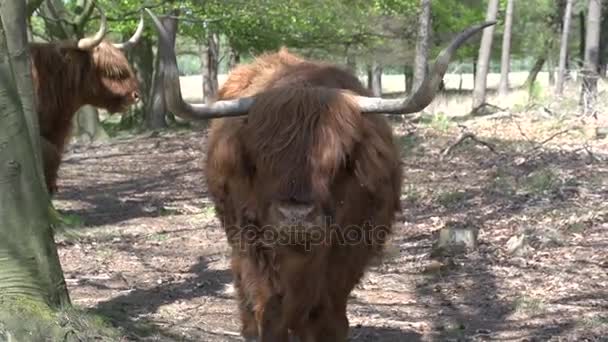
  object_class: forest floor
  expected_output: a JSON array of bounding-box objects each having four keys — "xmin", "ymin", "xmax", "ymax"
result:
[{"xmin": 53, "ymin": 106, "xmax": 608, "ymax": 341}]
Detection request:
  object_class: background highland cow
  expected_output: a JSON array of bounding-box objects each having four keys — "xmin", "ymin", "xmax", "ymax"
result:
[{"xmin": 31, "ymin": 5, "xmax": 143, "ymax": 194}]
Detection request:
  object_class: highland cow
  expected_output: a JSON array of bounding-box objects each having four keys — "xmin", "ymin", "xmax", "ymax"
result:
[
  {"xmin": 33, "ymin": 6, "xmax": 143, "ymax": 194},
  {"xmin": 147, "ymin": 9, "xmax": 494, "ymax": 342}
]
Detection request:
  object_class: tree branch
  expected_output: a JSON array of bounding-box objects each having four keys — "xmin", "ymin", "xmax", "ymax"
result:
[
  {"xmin": 73, "ymin": 0, "xmax": 95, "ymax": 29},
  {"xmin": 26, "ymin": 0, "xmax": 45, "ymax": 18},
  {"xmin": 441, "ymin": 132, "xmax": 498, "ymax": 160}
]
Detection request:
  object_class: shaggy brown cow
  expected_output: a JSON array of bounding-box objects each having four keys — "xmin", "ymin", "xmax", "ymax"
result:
[
  {"xmin": 147, "ymin": 9, "xmax": 494, "ymax": 342},
  {"xmin": 33, "ymin": 6, "xmax": 143, "ymax": 194}
]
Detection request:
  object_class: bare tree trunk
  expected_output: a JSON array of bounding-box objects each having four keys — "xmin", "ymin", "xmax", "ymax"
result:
[
  {"xmin": 498, "ymin": 0, "xmax": 515, "ymax": 96},
  {"xmin": 580, "ymin": 11, "xmax": 586, "ymax": 68},
  {"xmin": 581, "ymin": 0, "xmax": 602, "ymax": 116},
  {"xmin": 524, "ymin": 54, "xmax": 547, "ymax": 88},
  {"xmin": 227, "ymin": 44, "xmax": 240, "ymax": 70},
  {"xmin": 413, "ymin": 0, "xmax": 431, "ymax": 91},
  {"xmin": 367, "ymin": 61, "xmax": 383, "ymax": 96},
  {"xmin": 127, "ymin": 35, "xmax": 154, "ymax": 126},
  {"xmin": 556, "ymin": 0, "xmax": 575, "ymax": 94},
  {"xmin": 404, "ymin": 65, "xmax": 413, "ymax": 94},
  {"xmin": 146, "ymin": 10, "xmax": 179, "ymax": 129},
  {"xmin": 71, "ymin": 106, "xmax": 109, "ymax": 143},
  {"xmin": 201, "ymin": 31, "xmax": 219, "ymax": 103},
  {"xmin": 0, "ymin": 0, "xmax": 70, "ymax": 309},
  {"xmin": 472, "ymin": 0, "xmax": 499, "ymax": 111},
  {"xmin": 345, "ymin": 46, "xmax": 357, "ymax": 74},
  {"xmin": 548, "ymin": 53, "xmax": 555, "ymax": 85}
]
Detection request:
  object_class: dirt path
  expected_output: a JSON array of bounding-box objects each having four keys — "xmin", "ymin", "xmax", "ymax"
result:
[{"xmin": 53, "ymin": 120, "xmax": 608, "ymax": 341}]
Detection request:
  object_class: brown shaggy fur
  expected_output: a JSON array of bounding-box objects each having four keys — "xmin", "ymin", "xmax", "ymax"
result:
[
  {"xmin": 205, "ymin": 48, "xmax": 403, "ymax": 341},
  {"xmin": 30, "ymin": 40, "xmax": 139, "ymax": 194}
]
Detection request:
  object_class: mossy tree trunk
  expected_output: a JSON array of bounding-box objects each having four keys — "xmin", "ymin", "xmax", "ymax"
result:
[{"xmin": 0, "ymin": 0, "xmax": 70, "ymax": 309}]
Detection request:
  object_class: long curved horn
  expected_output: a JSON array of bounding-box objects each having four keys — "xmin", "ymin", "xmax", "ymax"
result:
[
  {"xmin": 77, "ymin": 3, "xmax": 108, "ymax": 50},
  {"xmin": 113, "ymin": 12, "xmax": 145, "ymax": 50},
  {"xmin": 355, "ymin": 21, "xmax": 497, "ymax": 114},
  {"xmin": 145, "ymin": 8, "xmax": 254, "ymax": 120},
  {"xmin": 146, "ymin": 7, "xmax": 494, "ymax": 120}
]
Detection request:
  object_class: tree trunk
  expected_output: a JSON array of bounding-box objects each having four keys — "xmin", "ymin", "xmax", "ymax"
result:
[
  {"xmin": 0, "ymin": 0, "xmax": 70, "ymax": 308},
  {"xmin": 580, "ymin": 11, "xmax": 586, "ymax": 68},
  {"xmin": 71, "ymin": 106, "xmax": 109, "ymax": 143},
  {"xmin": 368, "ymin": 61, "xmax": 382, "ymax": 96},
  {"xmin": 548, "ymin": 53, "xmax": 555, "ymax": 85},
  {"xmin": 404, "ymin": 65, "xmax": 414, "ymax": 94},
  {"xmin": 346, "ymin": 48, "xmax": 357, "ymax": 74},
  {"xmin": 581, "ymin": 0, "xmax": 603, "ymax": 116},
  {"xmin": 127, "ymin": 35, "xmax": 154, "ymax": 126},
  {"xmin": 201, "ymin": 30, "xmax": 219, "ymax": 103},
  {"xmin": 146, "ymin": 10, "xmax": 179, "ymax": 129},
  {"xmin": 498, "ymin": 0, "xmax": 515, "ymax": 96},
  {"xmin": 413, "ymin": 0, "xmax": 431, "ymax": 91},
  {"xmin": 556, "ymin": 0, "xmax": 575, "ymax": 94},
  {"xmin": 227, "ymin": 45, "xmax": 240, "ymax": 70},
  {"xmin": 472, "ymin": 0, "xmax": 499, "ymax": 111},
  {"xmin": 524, "ymin": 54, "xmax": 547, "ymax": 89}
]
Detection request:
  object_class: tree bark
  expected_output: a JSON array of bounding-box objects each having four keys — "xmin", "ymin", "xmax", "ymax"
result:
[
  {"xmin": 579, "ymin": 11, "xmax": 586, "ymax": 69},
  {"xmin": 201, "ymin": 30, "xmax": 219, "ymax": 103},
  {"xmin": 0, "ymin": 0, "xmax": 70, "ymax": 307},
  {"xmin": 413, "ymin": 0, "xmax": 431, "ymax": 91},
  {"xmin": 404, "ymin": 65, "xmax": 413, "ymax": 94},
  {"xmin": 524, "ymin": 54, "xmax": 547, "ymax": 89},
  {"xmin": 472, "ymin": 0, "xmax": 499, "ymax": 110},
  {"xmin": 71, "ymin": 106, "xmax": 109, "ymax": 143},
  {"xmin": 127, "ymin": 35, "xmax": 154, "ymax": 125},
  {"xmin": 498, "ymin": 0, "xmax": 515, "ymax": 96},
  {"xmin": 367, "ymin": 61, "xmax": 383, "ymax": 96},
  {"xmin": 227, "ymin": 44, "xmax": 240, "ymax": 70},
  {"xmin": 146, "ymin": 10, "xmax": 179, "ymax": 129},
  {"xmin": 581, "ymin": 0, "xmax": 603, "ymax": 116},
  {"xmin": 556, "ymin": 0, "xmax": 575, "ymax": 94}
]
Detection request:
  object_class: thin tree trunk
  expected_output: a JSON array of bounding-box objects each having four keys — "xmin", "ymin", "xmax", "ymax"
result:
[
  {"xmin": 201, "ymin": 31, "xmax": 219, "ymax": 103},
  {"xmin": 0, "ymin": 0, "xmax": 70, "ymax": 307},
  {"xmin": 580, "ymin": 11, "xmax": 586, "ymax": 68},
  {"xmin": 524, "ymin": 54, "xmax": 547, "ymax": 89},
  {"xmin": 346, "ymin": 46, "xmax": 357, "ymax": 74},
  {"xmin": 227, "ymin": 44, "xmax": 240, "ymax": 70},
  {"xmin": 556, "ymin": 0, "xmax": 575, "ymax": 94},
  {"xmin": 404, "ymin": 65, "xmax": 413, "ymax": 94},
  {"xmin": 71, "ymin": 106, "xmax": 109, "ymax": 143},
  {"xmin": 472, "ymin": 0, "xmax": 499, "ymax": 111},
  {"xmin": 548, "ymin": 53, "xmax": 555, "ymax": 85},
  {"xmin": 413, "ymin": 0, "xmax": 431, "ymax": 91},
  {"xmin": 581, "ymin": 0, "xmax": 603, "ymax": 116},
  {"xmin": 368, "ymin": 61, "xmax": 383, "ymax": 96},
  {"xmin": 128, "ymin": 35, "xmax": 154, "ymax": 125},
  {"xmin": 146, "ymin": 10, "xmax": 179, "ymax": 129},
  {"xmin": 498, "ymin": 0, "xmax": 515, "ymax": 96}
]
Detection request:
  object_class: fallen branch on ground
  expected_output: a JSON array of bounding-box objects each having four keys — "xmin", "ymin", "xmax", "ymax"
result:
[{"xmin": 441, "ymin": 132, "xmax": 498, "ymax": 160}]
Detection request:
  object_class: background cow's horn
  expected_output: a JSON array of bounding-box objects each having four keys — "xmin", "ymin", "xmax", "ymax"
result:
[
  {"xmin": 355, "ymin": 21, "xmax": 497, "ymax": 115},
  {"xmin": 145, "ymin": 8, "xmax": 254, "ymax": 120},
  {"xmin": 77, "ymin": 4, "xmax": 108, "ymax": 50},
  {"xmin": 113, "ymin": 12, "xmax": 145, "ymax": 50}
]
